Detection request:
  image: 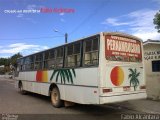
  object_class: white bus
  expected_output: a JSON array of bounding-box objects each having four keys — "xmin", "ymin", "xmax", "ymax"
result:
[{"xmin": 15, "ymin": 32, "xmax": 146, "ymax": 107}]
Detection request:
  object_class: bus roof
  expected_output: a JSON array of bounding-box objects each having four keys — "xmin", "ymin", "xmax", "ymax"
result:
[{"xmin": 18, "ymin": 32, "xmax": 142, "ymax": 59}]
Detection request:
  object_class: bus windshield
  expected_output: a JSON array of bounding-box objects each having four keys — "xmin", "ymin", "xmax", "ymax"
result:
[{"xmin": 105, "ymin": 35, "xmax": 142, "ymax": 62}]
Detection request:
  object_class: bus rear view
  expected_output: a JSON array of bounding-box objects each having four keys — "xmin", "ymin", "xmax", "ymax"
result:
[{"xmin": 99, "ymin": 32, "xmax": 146, "ymax": 104}]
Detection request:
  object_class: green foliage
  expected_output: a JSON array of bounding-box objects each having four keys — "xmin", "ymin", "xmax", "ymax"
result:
[
  {"xmin": 0, "ymin": 53, "xmax": 23, "ymax": 73},
  {"xmin": 0, "ymin": 58, "xmax": 10, "ymax": 73},
  {"xmin": 10, "ymin": 53, "xmax": 23, "ymax": 67},
  {"xmin": 128, "ymin": 68, "xmax": 140, "ymax": 91},
  {"xmin": 50, "ymin": 68, "xmax": 76, "ymax": 84},
  {"xmin": 0, "ymin": 58, "xmax": 10, "ymax": 66},
  {"xmin": 153, "ymin": 10, "xmax": 160, "ymax": 33}
]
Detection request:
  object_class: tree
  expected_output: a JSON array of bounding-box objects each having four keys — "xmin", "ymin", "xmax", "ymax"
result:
[
  {"xmin": 10, "ymin": 53, "xmax": 23, "ymax": 68},
  {"xmin": 0, "ymin": 58, "xmax": 10, "ymax": 66},
  {"xmin": 128, "ymin": 68, "xmax": 140, "ymax": 91},
  {"xmin": 153, "ymin": 10, "xmax": 160, "ymax": 33},
  {"xmin": 0, "ymin": 58, "xmax": 10, "ymax": 73},
  {"xmin": 0, "ymin": 53, "xmax": 22, "ymax": 73}
]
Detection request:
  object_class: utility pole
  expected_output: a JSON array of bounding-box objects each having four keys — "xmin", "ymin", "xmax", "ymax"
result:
[
  {"xmin": 54, "ymin": 29, "xmax": 68, "ymax": 44},
  {"xmin": 65, "ymin": 33, "xmax": 68, "ymax": 43}
]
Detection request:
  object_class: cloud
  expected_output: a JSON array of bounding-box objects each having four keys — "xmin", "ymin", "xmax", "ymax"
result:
[
  {"xmin": 152, "ymin": 0, "xmax": 160, "ymax": 5},
  {"xmin": 102, "ymin": 18, "xmax": 131, "ymax": 26},
  {"xmin": 102, "ymin": 9, "xmax": 160, "ymax": 41},
  {"xmin": 16, "ymin": 4, "xmax": 44, "ymax": 22},
  {"xmin": 59, "ymin": 13, "xmax": 65, "ymax": 16},
  {"xmin": 26, "ymin": 4, "xmax": 45, "ymax": 10},
  {"xmin": 27, "ymin": 4, "xmax": 38, "ymax": 10},
  {"xmin": 17, "ymin": 13, "xmax": 24, "ymax": 18},
  {"xmin": 0, "ymin": 43, "xmax": 49, "ymax": 57},
  {"xmin": 16, "ymin": 4, "xmax": 38, "ymax": 19},
  {"xmin": 22, "ymin": 17, "xmax": 37, "ymax": 24},
  {"xmin": 134, "ymin": 32, "xmax": 159, "ymax": 41},
  {"xmin": 0, "ymin": 55, "xmax": 10, "ymax": 58},
  {"xmin": 60, "ymin": 18, "xmax": 65, "ymax": 22}
]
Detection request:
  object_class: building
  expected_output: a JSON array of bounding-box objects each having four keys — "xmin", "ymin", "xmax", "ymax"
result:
[
  {"xmin": 143, "ymin": 39, "xmax": 160, "ymax": 100},
  {"xmin": 0, "ymin": 65, "xmax": 5, "ymax": 75},
  {"xmin": 0, "ymin": 65, "xmax": 4, "ymax": 69}
]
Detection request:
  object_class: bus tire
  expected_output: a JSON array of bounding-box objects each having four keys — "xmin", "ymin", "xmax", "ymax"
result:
[
  {"xmin": 51, "ymin": 87, "xmax": 63, "ymax": 108},
  {"xmin": 19, "ymin": 82, "xmax": 27, "ymax": 95}
]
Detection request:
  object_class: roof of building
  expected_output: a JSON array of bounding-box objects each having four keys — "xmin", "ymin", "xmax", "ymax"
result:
[{"xmin": 143, "ymin": 39, "xmax": 160, "ymax": 45}]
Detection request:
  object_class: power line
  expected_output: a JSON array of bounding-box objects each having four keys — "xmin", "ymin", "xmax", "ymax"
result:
[
  {"xmin": 0, "ymin": 35, "xmax": 63, "ymax": 41},
  {"xmin": 0, "ymin": 1, "xmax": 110, "ymax": 41},
  {"xmin": 69, "ymin": 0, "xmax": 110, "ymax": 35}
]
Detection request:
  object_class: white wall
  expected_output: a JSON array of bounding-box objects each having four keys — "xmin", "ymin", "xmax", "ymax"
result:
[
  {"xmin": 144, "ymin": 43, "xmax": 160, "ymax": 100},
  {"xmin": 0, "ymin": 75, "xmax": 5, "ymax": 78}
]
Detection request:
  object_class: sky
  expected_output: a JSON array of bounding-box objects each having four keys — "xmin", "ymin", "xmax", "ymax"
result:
[{"xmin": 0, "ymin": 0, "xmax": 160, "ymax": 58}]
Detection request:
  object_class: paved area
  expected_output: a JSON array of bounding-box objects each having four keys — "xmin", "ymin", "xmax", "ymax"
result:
[
  {"xmin": 0, "ymin": 77, "xmax": 159, "ymax": 120},
  {"xmin": 114, "ymin": 99, "xmax": 160, "ymax": 114}
]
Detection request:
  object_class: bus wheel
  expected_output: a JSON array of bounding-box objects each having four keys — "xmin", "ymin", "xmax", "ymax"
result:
[
  {"xmin": 19, "ymin": 82, "xmax": 26, "ymax": 95},
  {"xmin": 51, "ymin": 87, "xmax": 63, "ymax": 108}
]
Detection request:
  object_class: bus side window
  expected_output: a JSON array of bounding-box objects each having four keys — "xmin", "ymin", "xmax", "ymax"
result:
[
  {"xmin": 30, "ymin": 56, "xmax": 34, "ymax": 70},
  {"xmin": 65, "ymin": 42, "xmax": 81, "ymax": 67},
  {"xmin": 92, "ymin": 38, "xmax": 99, "ymax": 65},
  {"xmin": 74, "ymin": 42, "xmax": 81, "ymax": 67},
  {"xmin": 24, "ymin": 57, "xmax": 29, "ymax": 71},
  {"xmin": 65, "ymin": 44, "xmax": 74, "ymax": 67},
  {"xmin": 84, "ymin": 38, "xmax": 99, "ymax": 66},
  {"xmin": 24, "ymin": 56, "xmax": 34, "ymax": 71},
  {"xmin": 34, "ymin": 53, "xmax": 42, "ymax": 70},
  {"xmin": 48, "ymin": 49, "xmax": 56, "ymax": 69},
  {"xmin": 17, "ymin": 59, "xmax": 23, "ymax": 71},
  {"xmin": 43, "ymin": 51, "xmax": 49, "ymax": 69},
  {"xmin": 20, "ymin": 59, "xmax": 24, "ymax": 71},
  {"xmin": 55, "ymin": 47, "xmax": 64, "ymax": 68}
]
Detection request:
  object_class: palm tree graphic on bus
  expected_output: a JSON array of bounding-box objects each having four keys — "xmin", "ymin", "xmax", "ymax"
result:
[
  {"xmin": 50, "ymin": 68, "xmax": 76, "ymax": 84},
  {"xmin": 128, "ymin": 68, "xmax": 140, "ymax": 91}
]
